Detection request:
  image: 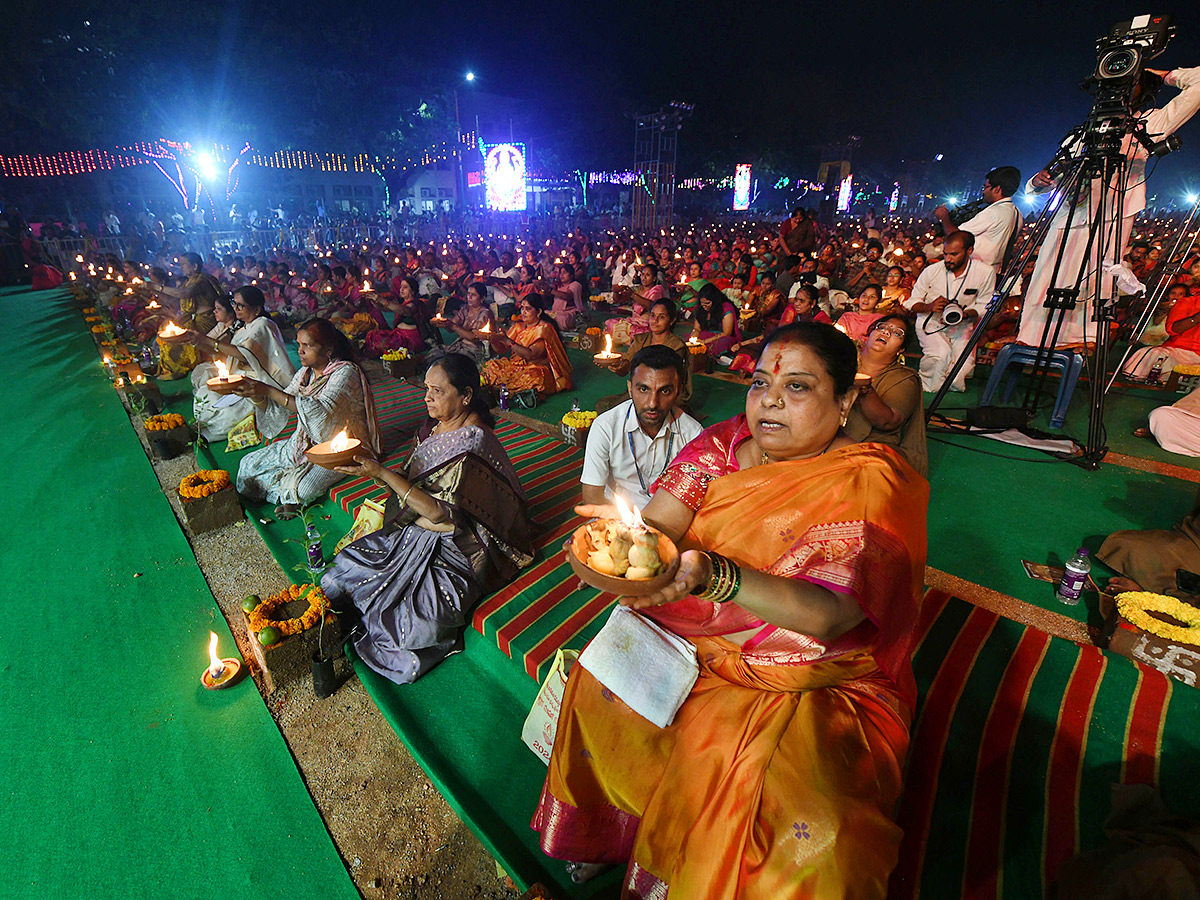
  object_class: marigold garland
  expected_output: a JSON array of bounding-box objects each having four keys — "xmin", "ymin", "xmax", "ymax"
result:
[
  {"xmin": 178, "ymin": 469, "xmax": 232, "ymax": 500},
  {"xmin": 245, "ymin": 583, "xmax": 328, "ymax": 637},
  {"xmin": 1116, "ymin": 591, "xmax": 1200, "ymax": 645},
  {"xmin": 84, "ymin": 315, "xmax": 100, "ymax": 323},
  {"xmin": 562, "ymin": 410, "xmax": 598, "ymax": 428},
  {"xmin": 91, "ymin": 325, "xmax": 107, "ymax": 333},
  {"xmin": 381, "ymin": 347, "xmax": 411, "ymax": 361},
  {"xmin": 145, "ymin": 413, "xmax": 186, "ymax": 431}
]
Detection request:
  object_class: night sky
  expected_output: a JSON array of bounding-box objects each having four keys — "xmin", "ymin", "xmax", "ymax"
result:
[{"xmin": 3, "ymin": 0, "xmax": 1199, "ymax": 201}]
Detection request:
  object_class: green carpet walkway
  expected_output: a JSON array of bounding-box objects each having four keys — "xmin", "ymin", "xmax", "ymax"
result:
[{"xmin": 0, "ymin": 287, "xmax": 358, "ymax": 900}]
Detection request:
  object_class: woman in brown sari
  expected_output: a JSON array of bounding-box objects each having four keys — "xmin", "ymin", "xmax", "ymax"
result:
[{"xmin": 149, "ymin": 252, "xmax": 223, "ymax": 379}]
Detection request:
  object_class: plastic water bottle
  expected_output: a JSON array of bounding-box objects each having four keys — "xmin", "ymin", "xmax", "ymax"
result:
[
  {"xmin": 1056, "ymin": 548, "xmax": 1090, "ymax": 605},
  {"xmin": 499, "ymin": 384, "xmax": 510, "ymax": 411},
  {"xmin": 305, "ymin": 524, "xmax": 325, "ymax": 572},
  {"xmin": 571, "ymin": 396, "xmax": 581, "ymax": 412},
  {"xmin": 1147, "ymin": 357, "xmax": 1164, "ymax": 384}
]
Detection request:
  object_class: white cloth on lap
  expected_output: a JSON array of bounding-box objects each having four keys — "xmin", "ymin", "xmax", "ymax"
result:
[{"xmin": 578, "ymin": 605, "xmax": 698, "ymax": 728}]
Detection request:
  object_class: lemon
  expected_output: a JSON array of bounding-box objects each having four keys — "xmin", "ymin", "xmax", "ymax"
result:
[
  {"xmin": 258, "ymin": 626, "xmax": 283, "ymax": 646},
  {"xmin": 241, "ymin": 594, "xmax": 261, "ymax": 613}
]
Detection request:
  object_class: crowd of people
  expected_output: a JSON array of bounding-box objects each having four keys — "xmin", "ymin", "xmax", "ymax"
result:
[{"xmin": 64, "ymin": 109, "xmax": 1200, "ymax": 891}]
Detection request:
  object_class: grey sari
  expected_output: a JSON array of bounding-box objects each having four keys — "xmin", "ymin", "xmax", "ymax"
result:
[{"xmin": 322, "ymin": 423, "xmax": 534, "ymax": 684}]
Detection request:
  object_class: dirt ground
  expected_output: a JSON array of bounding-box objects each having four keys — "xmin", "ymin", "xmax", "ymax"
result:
[{"xmin": 132, "ymin": 405, "xmax": 523, "ymax": 900}]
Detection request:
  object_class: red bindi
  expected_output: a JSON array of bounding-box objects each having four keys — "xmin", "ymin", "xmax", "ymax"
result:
[{"xmin": 772, "ymin": 353, "xmax": 782, "ymax": 375}]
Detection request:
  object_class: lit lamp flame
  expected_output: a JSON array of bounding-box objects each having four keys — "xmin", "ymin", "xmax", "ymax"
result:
[
  {"xmin": 612, "ymin": 492, "xmax": 647, "ymax": 531},
  {"xmin": 214, "ymin": 360, "xmax": 230, "ymax": 381},
  {"xmin": 834, "ymin": 323, "xmax": 848, "ymax": 334},
  {"xmin": 480, "ymin": 321, "xmax": 492, "ymax": 335},
  {"xmin": 159, "ymin": 322, "xmax": 186, "ymax": 338},
  {"xmin": 207, "ymin": 632, "xmax": 225, "ymax": 679},
  {"xmin": 688, "ymin": 334, "xmax": 701, "ymax": 346},
  {"xmin": 147, "ymin": 300, "xmax": 160, "ymax": 309},
  {"xmin": 329, "ymin": 429, "xmax": 352, "ymax": 452},
  {"xmin": 363, "ymin": 280, "xmax": 371, "ymax": 291},
  {"xmin": 75, "ymin": 254, "xmax": 84, "ymax": 263}
]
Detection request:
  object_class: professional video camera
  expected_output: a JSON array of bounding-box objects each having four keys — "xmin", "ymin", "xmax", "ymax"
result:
[{"xmin": 1045, "ymin": 13, "xmax": 1178, "ymax": 178}]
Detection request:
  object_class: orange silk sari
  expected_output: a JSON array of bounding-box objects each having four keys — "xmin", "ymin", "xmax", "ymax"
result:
[
  {"xmin": 483, "ymin": 319, "xmax": 573, "ymax": 395},
  {"xmin": 533, "ymin": 417, "xmax": 928, "ymax": 899}
]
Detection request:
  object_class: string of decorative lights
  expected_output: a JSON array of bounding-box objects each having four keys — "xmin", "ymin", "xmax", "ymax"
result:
[{"xmin": 0, "ymin": 132, "xmax": 480, "ymax": 180}]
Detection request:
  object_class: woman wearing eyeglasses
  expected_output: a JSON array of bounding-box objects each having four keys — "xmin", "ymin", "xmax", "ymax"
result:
[
  {"xmin": 843, "ymin": 313, "xmax": 927, "ymax": 475},
  {"xmin": 186, "ymin": 285, "xmax": 297, "ymax": 441}
]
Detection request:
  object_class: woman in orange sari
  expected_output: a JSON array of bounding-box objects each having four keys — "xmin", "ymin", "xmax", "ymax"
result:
[
  {"xmin": 482, "ymin": 294, "xmax": 573, "ymax": 396},
  {"xmin": 533, "ymin": 321, "xmax": 929, "ymax": 899}
]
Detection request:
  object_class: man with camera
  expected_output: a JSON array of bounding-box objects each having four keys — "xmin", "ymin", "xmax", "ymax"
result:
[
  {"xmin": 933, "ymin": 166, "xmax": 1023, "ymax": 274},
  {"xmin": 904, "ymin": 231, "xmax": 995, "ymax": 392},
  {"xmin": 1017, "ymin": 63, "xmax": 1200, "ymax": 348}
]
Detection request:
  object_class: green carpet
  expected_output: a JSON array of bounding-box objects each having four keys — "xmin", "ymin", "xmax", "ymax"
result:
[{"xmin": 0, "ymin": 288, "xmax": 357, "ymax": 900}]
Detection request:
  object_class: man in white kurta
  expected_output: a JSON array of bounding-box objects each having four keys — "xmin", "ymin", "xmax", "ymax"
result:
[
  {"xmin": 904, "ymin": 231, "xmax": 995, "ymax": 392},
  {"xmin": 1149, "ymin": 388, "xmax": 1200, "ymax": 457},
  {"xmin": 1017, "ymin": 65, "xmax": 1200, "ymax": 348}
]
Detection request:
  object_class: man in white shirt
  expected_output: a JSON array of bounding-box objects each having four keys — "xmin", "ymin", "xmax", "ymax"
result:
[
  {"xmin": 488, "ymin": 251, "xmax": 519, "ymax": 315},
  {"xmin": 581, "ymin": 345, "xmax": 702, "ymax": 509},
  {"xmin": 904, "ymin": 231, "xmax": 996, "ymax": 392},
  {"xmin": 934, "ymin": 166, "xmax": 1023, "ymax": 273}
]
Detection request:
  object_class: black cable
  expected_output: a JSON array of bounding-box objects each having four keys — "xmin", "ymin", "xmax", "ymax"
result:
[{"xmin": 926, "ymin": 432, "xmax": 1078, "ymax": 462}]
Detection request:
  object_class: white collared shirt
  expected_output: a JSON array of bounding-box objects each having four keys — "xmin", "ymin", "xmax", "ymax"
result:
[
  {"xmin": 959, "ymin": 198, "xmax": 1022, "ymax": 271},
  {"xmin": 581, "ymin": 399, "xmax": 703, "ymax": 508},
  {"xmin": 904, "ymin": 258, "xmax": 996, "ymax": 334}
]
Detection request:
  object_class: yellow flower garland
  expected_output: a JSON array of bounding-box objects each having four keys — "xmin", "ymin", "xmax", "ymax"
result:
[
  {"xmin": 245, "ymin": 583, "xmax": 328, "ymax": 637},
  {"xmin": 178, "ymin": 469, "xmax": 232, "ymax": 500},
  {"xmin": 145, "ymin": 414, "xmax": 186, "ymax": 431},
  {"xmin": 562, "ymin": 410, "xmax": 598, "ymax": 428},
  {"xmin": 1116, "ymin": 591, "xmax": 1200, "ymax": 645},
  {"xmin": 91, "ymin": 325, "xmax": 108, "ymax": 333}
]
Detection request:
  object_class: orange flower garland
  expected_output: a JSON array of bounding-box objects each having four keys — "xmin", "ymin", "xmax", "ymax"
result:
[
  {"xmin": 178, "ymin": 470, "xmax": 231, "ymax": 500},
  {"xmin": 145, "ymin": 414, "xmax": 186, "ymax": 431},
  {"xmin": 245, "ymin": 583, "xmax": 328, "ymax": 636}
]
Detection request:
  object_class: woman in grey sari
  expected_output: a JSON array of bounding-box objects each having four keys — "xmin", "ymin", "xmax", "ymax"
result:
[
  {"xmin": 322, "ymin": 353, "xmax": 534, "ymax": 684},
  {"xmin": 233, "ymin": 318, "xmax": 381, "ymax": 518}
]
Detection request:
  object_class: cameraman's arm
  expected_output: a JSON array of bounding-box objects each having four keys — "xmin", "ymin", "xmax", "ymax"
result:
[{"xmin": 1146, "ymin": 67, "xmax": 1200, "ymax": 139}]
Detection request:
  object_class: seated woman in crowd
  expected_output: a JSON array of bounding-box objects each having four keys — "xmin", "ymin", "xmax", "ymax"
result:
[
  {"xmin": 780, "ymin": 283, "xmax": 833, "ymax": 326},
  {"xmin": 837, "ymin": 283, "xmax": 885, "ymax": 346},
  {"xmin": 676, "ymin": 260, "xmax": 709, "ymax": 316},
  {"xmin": 364, "ymin": 276, "xmax": 434, "ymax": 358},
  {"xmin": 442, "ymin": 281, "xmax": 496, "ymax": 362},
  {"xmin": 608, "ymin": 262, "xmax": 664, "ymax": 338},
  {"xmin": 550, "ymin": 263, "xmax": 586, "ymax": 331},
  {"xmin": 612, "ymin": 298, "xmax": 693, "ymax": 405},
  {"xmin": 482, "ymin": 294, "xmax": 573, "ymax": 397},
  {"xmin": 330, "ymin": 271, "xmax": 387, "ymax": 340},
  {"xmin": 1123, "ymin": 280, "xmax": 1200, "ymax": 381},
  {"xmin": 755, "ymin": 270, "xmax": 786, "ymax": 326},
  {"xmin": 188, "ymin": 286, "xmax": 296, "ymax": 442},
  {"xmin": 322, "ymin": 353, "xmax": 535, "ymax": 684},
  {"xmin": 148, "ymin": 252, "xmax": 223, "ymax": 379},
  {"xmin": 234, "ymin": 318, "xmax": 380, "ymax": 518},
  {"xmin": 844, "ymin": 314, "xmax": 927, "ymax": 476},
  {"xmin": 691, "ymin": 283, "xmax": 742, "ymax": 356},
  {"xmin": 535, "ymin": 322, "xmax": 929, "ymax": 896},
  {"xmin": 880, "ymin": 265, "xmax": 910, "ymax": 312}
]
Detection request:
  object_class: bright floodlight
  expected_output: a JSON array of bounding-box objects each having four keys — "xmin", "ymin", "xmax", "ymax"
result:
[
  {"xmin": 934, "ymin": 153, "xmax": 944, "ymax": 162},
  {"xmin": 465, "ymin": 72, "xmax": 475, "ymax": 82},
  {"xmin": 1187, "ymin": 191, "xmax": 1199, "ymax": 205},
  {"xmin": 196, "ymin": 151, "xmax": 219, "ymax": 181},
  {"xmin": 946, "ymin": 196, "xmax": 959, "ymax": 206}
]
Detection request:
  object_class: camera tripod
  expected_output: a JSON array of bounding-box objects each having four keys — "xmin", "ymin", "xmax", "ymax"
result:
[{"xmin": 925, "ymin": 114, "xmax": 1168, "ymax": 470}]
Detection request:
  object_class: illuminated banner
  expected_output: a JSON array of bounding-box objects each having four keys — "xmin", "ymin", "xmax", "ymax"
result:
[
  {"xmin": 483, "ymin": 143, "xmax": 527, "ymax": 211},
  {"xmin": 888, "ymin": 183, "xmax": 899, "ymax": 212},
  {"xmin": 836, "ymin": 174, "xmax": 853, "ymax": 212},
  {"xmin": 733, "ymin": 164, "xmax": 751, "ymax": 211}
]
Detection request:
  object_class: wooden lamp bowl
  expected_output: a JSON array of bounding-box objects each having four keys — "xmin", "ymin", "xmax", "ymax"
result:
[
  {"xmin": 305, "ymin": 439, "xmax": 365, "ymax": 469},
  {"xmin": 157, "ymin": 327, "xmax": 190, "ymax": 343},
  {"xmin": 206, "ymin": 374, "xmax": 244, "ymax": 395},
  {"xmin": 593, "ymin": 353, "xmax": 624, "ymax": 369},
  {"xmin": 566, "ymin": 519, "xmax": 680, "ymax": 596}
]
